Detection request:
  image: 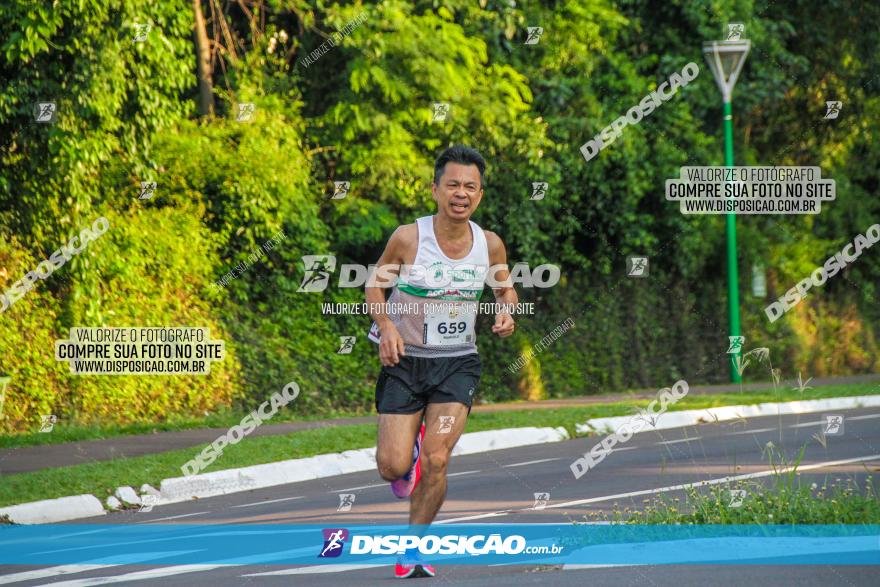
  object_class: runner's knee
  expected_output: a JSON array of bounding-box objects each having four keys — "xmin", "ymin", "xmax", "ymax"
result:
[
  {"xmin": 376, "ymin": 453, "xmax": 410, "ymax": 480},
  {"xmin": 422, "ymin": 450, "xmax": 449, "ymax": 476}
]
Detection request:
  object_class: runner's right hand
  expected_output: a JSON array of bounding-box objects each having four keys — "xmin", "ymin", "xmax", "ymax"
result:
[{"xmin": 378, "ymin": 322, "xmax": 406, "ymax": 366}]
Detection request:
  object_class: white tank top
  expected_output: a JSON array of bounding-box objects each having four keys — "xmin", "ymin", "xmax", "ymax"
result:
[{"xmin": 368, "ymin": 216, "xmax": 490, "ymax": 357}]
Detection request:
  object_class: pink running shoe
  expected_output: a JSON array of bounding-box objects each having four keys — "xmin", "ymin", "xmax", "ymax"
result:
[
  {"xmin": 394, "ymin": 560, "xmax": 436, "ymax": 579},
  {"xmin": 394, "ymin": 548, "xmax": 435, "ymax": 578},
  {"xmin": 390, "ymin": 422, "xmax": 425, "ymax": 499}
]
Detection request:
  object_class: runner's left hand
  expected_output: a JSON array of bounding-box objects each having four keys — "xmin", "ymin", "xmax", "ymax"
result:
[{"xmin": 492, "ymin": 312, "xmax": 515, "ymax": 338}]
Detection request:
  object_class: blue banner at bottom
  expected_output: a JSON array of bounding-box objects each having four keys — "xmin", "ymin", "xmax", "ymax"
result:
[{"xmin": 1, "ymin": 524, "xmax": 878, "ymax": 566}]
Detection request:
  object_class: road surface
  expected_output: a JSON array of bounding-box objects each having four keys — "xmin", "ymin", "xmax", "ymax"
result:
[{"xmin": 2, "ymin": 406, "xmax": 879, "ymax": 585}]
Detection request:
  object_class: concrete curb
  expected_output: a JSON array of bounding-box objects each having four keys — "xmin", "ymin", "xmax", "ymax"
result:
[
  {"xmin": 452, "ymin": 426, "xmax": 569, "ymax": 455},
  {"xmin": 0, "ymin": 494, "xmax": 105, "ymax": 525},
  {"xmin": 0, "ymin": 426, "xmax": 569, "ymax": 524},
  {"xmin": 158, "ymin": 426, "xmax": 569, "ymax": 505},
  {"xmin": 576, "ymin": 394, "xmax": 880, "ymax": 435}
]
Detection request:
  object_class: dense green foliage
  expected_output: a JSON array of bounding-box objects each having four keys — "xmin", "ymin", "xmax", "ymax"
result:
[{"xmin": 1, "ymin": 0, "xmax": 878, "ymax": 432}]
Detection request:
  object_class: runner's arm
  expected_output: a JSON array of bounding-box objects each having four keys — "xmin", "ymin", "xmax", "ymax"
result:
[
  {"xmin": 366, "ymin": 226, "xmax": 413, "ymax": 365},
  {"xmin": 486, "ymin": 231, "xmax": 517, "ymax": 338}
]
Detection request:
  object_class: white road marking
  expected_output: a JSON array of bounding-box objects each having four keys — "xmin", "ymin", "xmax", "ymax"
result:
[
  {"xmin": 431, "ymin": 453, "xmax": 880, "ymax": 523},
  {"xmin": 658, "ymin": 437, "xmax": 702, "ymax": 445},
  {"xmin": 0, "ymin": 566, "xmax": 115, "ymax": 585},
  {"xmin": 546, "ymin": 453, "xmax": 880, "ymax": 510},
  {"xmin": 503, "ymin": 458, "xmax": 562, "ymax": 468},
  {"xmin": 26, "ymin": 547, "xmax": 321, "ymax": 584},
  {"xmin": 335, "ymin": 470, "xmax": 476, "ymax": 493},
  {"xmin": 335, "ymin": 482, "xmax": 387, "ymax": 492},
  {"xmin": 0, "ymin": 553, "xmax": 201, "ymax": 585},
  {"xmin": 436, "ymin": 512, "xmax": 510, "ymax": 524},
  {"xmin": 32, "ymin": 565, "xmax": 229, "ymax": 586},
  {"xmin": 569, "ymin": 446, "xmax": 638, "ymax": 457},
  {"xmin": 790, "ymin": 421, "xmax": 825, "ymax": 428},
  {"xmin": 135, "ymin": 512, "xmax": 208, "ymax": 523},
  {"xmin": 563, "ymin": 564, "xmax": 645, "ymax": 570},
  {"xmin": 789, "ymin": 415, "xmax": 878, "ymax": 428},
  {"xmin": 244, "ymin": 563, "xmax": 381, "ymax": 576},
  {"xmin": 722, "ymin": 414, "xmax": 878, "ymax": 435},
  {"xmin": 726, "ymin": 427, "xmax": 778, "ymax": 436},
  {"xmin": 230, "ymin": 496, "xmax": 305, "ymax": 508}
]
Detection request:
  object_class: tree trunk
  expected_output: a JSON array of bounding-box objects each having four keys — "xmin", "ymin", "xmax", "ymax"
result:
[{"xmin": 192, "ymin": 0, "xmax": 214, "ymax": 117}]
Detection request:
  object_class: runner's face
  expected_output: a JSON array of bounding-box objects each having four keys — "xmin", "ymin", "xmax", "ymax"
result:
[{"xmin": 432, "ymin": 162, "xmax": 483, "ymax": 221}]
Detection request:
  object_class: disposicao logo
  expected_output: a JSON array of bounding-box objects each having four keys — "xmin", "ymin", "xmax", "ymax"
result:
[{"xmin": 318, "ymin": 528, "xmax": 349, "ymax": 558}]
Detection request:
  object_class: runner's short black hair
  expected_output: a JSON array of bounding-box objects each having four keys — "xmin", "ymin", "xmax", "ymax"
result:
[{"xmin": 433, "ymin": 145, "xmax": 486, "ymax": 187}]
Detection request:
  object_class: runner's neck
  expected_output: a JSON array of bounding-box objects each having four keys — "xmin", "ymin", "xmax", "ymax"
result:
[{"xmin": 432, "ymin": 214, "xmax": 473, "ymax": 259}]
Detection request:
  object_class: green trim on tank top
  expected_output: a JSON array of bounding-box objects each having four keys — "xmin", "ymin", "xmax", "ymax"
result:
[{"xmin": 397, "ymin": 280, "xmax": 483, "ymax": 301}]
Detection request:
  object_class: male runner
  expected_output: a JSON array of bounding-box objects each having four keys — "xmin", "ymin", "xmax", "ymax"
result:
[{"xmin": 366, "ymin": 145, "xmax": 518, "ymax": 578}]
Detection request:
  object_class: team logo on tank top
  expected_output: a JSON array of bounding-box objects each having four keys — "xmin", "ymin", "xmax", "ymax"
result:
[{"xmin": 402, "ymin": 261, "xmax": 486, "ymax": 301}]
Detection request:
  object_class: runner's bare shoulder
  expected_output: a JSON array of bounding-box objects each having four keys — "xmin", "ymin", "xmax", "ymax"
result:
[
  {"xmin": 483, "ymin": 229, "xmax": 503, "ymax": 248},
  {"xmin": 385, "ymin": 223, "xmax": 418, "ymax": 263},
  {"xmin": 392, "ymin": 223, "xmax": 418, "ymax": 244},
  {"xmin": 483, "ymin": 230, "xmax": 507, "ymax": 263}
]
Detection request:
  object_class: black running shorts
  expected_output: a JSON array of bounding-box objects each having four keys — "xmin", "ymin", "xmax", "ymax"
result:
[{"xmin": 375, "ymin": 354, "xmax": 482, "ymax": 414}]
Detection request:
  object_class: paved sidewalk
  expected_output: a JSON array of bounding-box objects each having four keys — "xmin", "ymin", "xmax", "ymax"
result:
[{"xmin": 1, "ymin": 374, "xmax": 877, "ymax": 475}]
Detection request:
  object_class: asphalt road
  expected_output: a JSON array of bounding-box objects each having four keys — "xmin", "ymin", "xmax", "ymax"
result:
[
  {"xmin": 2, "ymin": 406, "xmax": 879, "ymax": 586},
  {"xmin": 4, "ymin": 373, "xmax": 877, "ymax": 475}
]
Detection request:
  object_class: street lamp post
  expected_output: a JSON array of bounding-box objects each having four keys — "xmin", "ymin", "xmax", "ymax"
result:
[
  {"xmin": 703, "ymin": 39, "xmax": 750, "ymax": 383},
  {"xmin": 0, "ymin": 375, "xmax": 10, "ymax": 422}
]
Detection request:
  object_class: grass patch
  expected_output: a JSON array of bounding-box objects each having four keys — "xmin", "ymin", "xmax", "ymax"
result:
[
  {"xmin": 585, "ymin": 447, "xmax": 880, "ymax": 524},
  {"xmin": 3, "ymin": 380, "xmax": 876, "ymax": 450},
  {"xmin": 0, "ymin": 424, "xmax": 379, "ymax": 509},
  {"xmin": 0, "ymin": 383, "xmax": 877, "ymax": 509}
]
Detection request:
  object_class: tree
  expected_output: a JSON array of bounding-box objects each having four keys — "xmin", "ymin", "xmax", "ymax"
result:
[{"xmin": 193, "ymin": 0, "xmax": 215, "ymax": 117}]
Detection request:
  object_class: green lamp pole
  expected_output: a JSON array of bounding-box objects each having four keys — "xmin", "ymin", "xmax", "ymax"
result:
[
  {"xmin": 0, "ymin": 375, "xmax": 10, "ymax": 421},
  {"xmin": 703, "ymin": 38, "xmax": 750, "ymax": 383}
]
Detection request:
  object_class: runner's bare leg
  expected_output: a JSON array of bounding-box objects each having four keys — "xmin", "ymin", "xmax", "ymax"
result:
[
  {"xmin": 409, "ymin": 402, "xmax": 469, "ymax": 525},
  {"xmin": 376, "ymin": 412, "xmax": 423, "ymax": 481}
]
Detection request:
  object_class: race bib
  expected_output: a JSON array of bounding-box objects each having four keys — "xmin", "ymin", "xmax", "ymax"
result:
[{"xmin": 423, "ymin": 303, "xmax": 476, "ymax": 346}]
